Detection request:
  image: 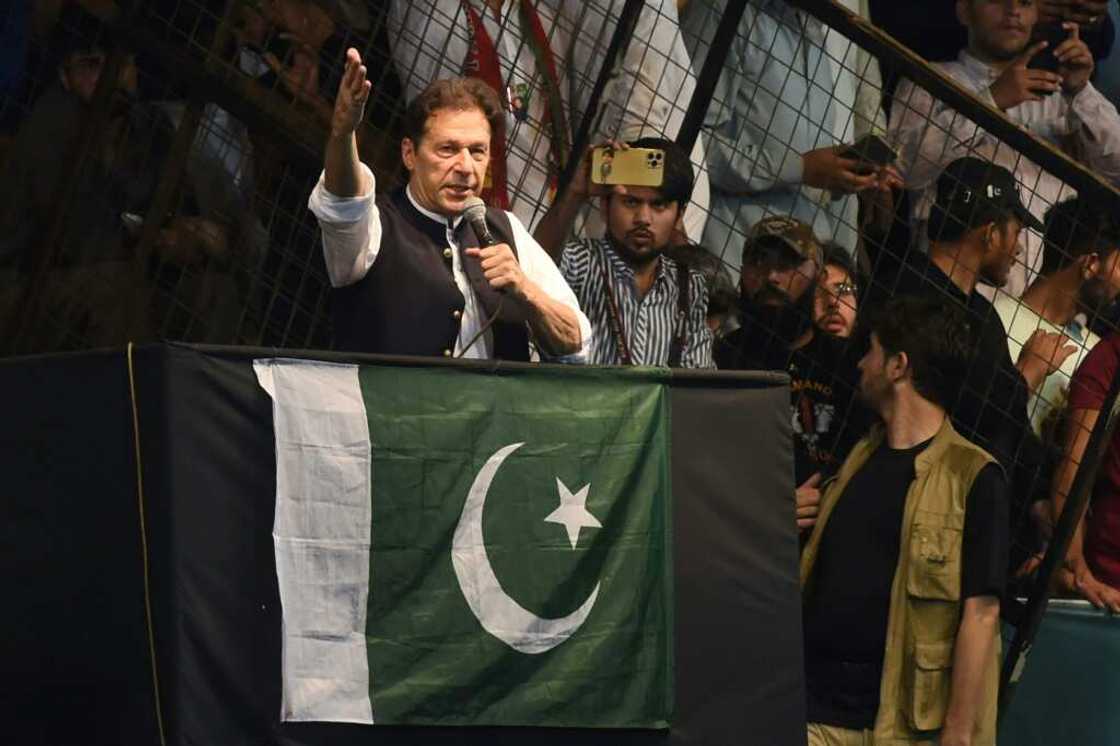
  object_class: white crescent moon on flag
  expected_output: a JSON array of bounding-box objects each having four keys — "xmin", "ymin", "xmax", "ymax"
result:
[{"xmin": 452, "ymin": 442, "xmax": 600, "ymax": 655}]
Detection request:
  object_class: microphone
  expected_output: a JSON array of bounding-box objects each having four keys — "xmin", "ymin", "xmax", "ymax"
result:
[{"xmin": 462, "ymin": 196, "xmax": 496, "ymax": 247}]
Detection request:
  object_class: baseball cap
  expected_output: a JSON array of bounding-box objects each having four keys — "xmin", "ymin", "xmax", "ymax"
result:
[
  {"xmin": 929, "ymin": 157, "xmax": 1044, "ymax": 240},
  {"xmin": 743, "ymin": 215, "xmax": 823, "ymax": 267}
]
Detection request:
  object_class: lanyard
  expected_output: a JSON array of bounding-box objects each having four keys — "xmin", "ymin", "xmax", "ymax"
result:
[{"xmin": 598, "ymin": 246, "xmax": 691, "ymax": 367}]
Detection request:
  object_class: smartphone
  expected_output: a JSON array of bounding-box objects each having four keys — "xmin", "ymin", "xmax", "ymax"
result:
[
  {"xmin": 837, "ymin": 134, "xmax": 898, "ymax": 167},
  {"xmin": 1027, "ymin": 23, "xmax": 1067, "ymax": 75},
  {"xmin": 121, "ymin": 212, "xmax": 145, "ymax": 235},
  {"xmin": 591, "ymin": 146, "xmax": 665, "ymax": 187}
]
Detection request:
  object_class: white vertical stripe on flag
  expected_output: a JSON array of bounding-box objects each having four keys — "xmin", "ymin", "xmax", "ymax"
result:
[{"xmin": 254, "ymin": 359, "xmax": 374, "ymax": 724}]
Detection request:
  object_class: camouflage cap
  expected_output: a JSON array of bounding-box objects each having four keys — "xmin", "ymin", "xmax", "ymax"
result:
[{"xmin": 743, "ymin": 215, "xmax": 823, "ymax": 266}]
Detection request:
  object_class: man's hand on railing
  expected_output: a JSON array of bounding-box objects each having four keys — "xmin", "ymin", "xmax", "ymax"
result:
[
  {"xmin": 1059, "ymin": 560, "xmax": 1120, "ymax": 613},
  {"xmin": 988, "ymin": 41, "xmax": 1063, "ymax": 110}
]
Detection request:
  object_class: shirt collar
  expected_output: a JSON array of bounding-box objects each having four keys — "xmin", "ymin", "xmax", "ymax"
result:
[
  {"xmin": 957, "ymin": 48, "xmax": 999, "ymax": 82},
  {"xmin": 406, "ymin": 184, "xmax": 462, "ymax": 229}
]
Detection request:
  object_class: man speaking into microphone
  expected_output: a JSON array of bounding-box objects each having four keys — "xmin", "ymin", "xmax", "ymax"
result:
[{"xmin": 308, "ymin": 49, "xmax": 590, "ymax": 361}]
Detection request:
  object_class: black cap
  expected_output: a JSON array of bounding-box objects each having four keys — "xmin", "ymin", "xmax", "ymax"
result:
[{"xmin": 930, "ymin": 157, "xmax": 1044, "ymax": 238}]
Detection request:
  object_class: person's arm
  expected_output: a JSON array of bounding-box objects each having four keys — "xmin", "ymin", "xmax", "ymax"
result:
[
  {"xmin": 701, "ymin": 9, "xmax": 877, "ymax": 197},
  {"xmin": 888, "ymin": 49, "xmax": 1060, "ymax": 193},
  {"xmin": 680, "ymin": 271, "xmax": 715, "ymax": 369},
  {"xmin": 1052, "ymin": 406, "xmax": 1120, "ymax": 611},
  {"xmin": 307, "ymin": 48, "xmax": 382, "ymax": 288},
  {"xmin": 1064, "ymin": 73, "xmax": 1120, "ymax": 185},
  {"xmin": 939, "ymin": 595, "xmax": 1001, "ymax": 746},
  {"xmin": 475, "ymin": 216, "xmax": 591, "ymax": 361},
  {"xmin": 532, "ymin": 177, "xmax": 588, "ymax": 261},
  {"xmin": 533, "ymin": 143, "xmax": 622, "ymax": 259},
  {"xmin": 1016, "ymin": 328, "xmax": 1078, "ymax": 393},
  {"xmin": 324, "ymin": 49, "xmax": 371, "ymax": 199}
]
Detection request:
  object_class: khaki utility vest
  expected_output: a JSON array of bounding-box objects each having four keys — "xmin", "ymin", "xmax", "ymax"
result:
[{"xmin": 800, "ymin": 419, "xmax": 999, "ymax": 745}]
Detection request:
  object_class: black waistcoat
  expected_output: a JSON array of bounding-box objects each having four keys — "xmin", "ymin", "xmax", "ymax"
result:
[{"xmin": 332, "ymin": 188, "xmax": 531, "ymax": 360}]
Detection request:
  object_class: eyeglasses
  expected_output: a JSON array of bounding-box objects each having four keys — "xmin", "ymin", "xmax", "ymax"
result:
[{"xmin": 818, "ymin": 281, "xmax": 859, "ymax": 300}]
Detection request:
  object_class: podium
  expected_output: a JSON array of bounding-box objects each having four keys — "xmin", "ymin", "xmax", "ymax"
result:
[{"xmin": 1, "ymin": 344, "xmax": 804, "ymax": 745}]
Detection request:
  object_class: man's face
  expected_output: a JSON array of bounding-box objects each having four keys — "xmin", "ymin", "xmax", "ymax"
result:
[
  {"xmin": 59, "ymin": 50, "xmax": 137, "ymax": 107},
  {"xmin": 740, "ymin": 240, "xmax": 819, "ymax": 308},
  {"xmin": 958, "ymin": 0, "xmax": 1038, "ymax": 61},
  {"xmin": 857, "ymin": 333, "xmax": 894, "ymax": 410},
  {"xmin": 814, "ymin": 263, "xmax": 858, "ymax": 338},
  {"xmin": 401, "ymin": 107, "xmax": 490, "ymax": 216},
  {"xmin": 979, "ymin": 217, "xmax": 1024, "ymax": 287},
  {"xmin": 603, "ymin": 187, "xmax": 680, "ymax": 266},
  {"xmin": 1080, "ymin": 247, "xmax": 1120, "ymax": 316}
]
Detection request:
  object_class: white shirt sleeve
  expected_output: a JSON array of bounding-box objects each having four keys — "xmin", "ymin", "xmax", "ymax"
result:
[
  {"xmin": 1067, "ymin": 83, "xmax": 1120, "ymax": 186},
  {"xmin": 888, "ymin": 75, "xmax": 995, "ymax": 194},
  {"xmin": 307, "ymin": 162, "xmax": 381, "ymax": 288},
  {"xmin": 509, "ymin": 213, "xmax": 592, "ymax": 364}
]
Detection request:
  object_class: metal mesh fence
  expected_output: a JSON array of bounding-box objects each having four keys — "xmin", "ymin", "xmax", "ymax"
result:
[{"xmin": 4, "ymin": 0, "xmax": 1120, "ymax": 703}]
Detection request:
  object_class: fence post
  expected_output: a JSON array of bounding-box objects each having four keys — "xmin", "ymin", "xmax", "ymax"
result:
[{"xmin": 676, "ymin": 0, "xmax": 749, "ymax": 155}]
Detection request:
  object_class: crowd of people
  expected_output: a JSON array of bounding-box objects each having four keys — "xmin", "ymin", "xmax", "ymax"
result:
[
  {"xmin": 307, "ymin": 1, "xmax": 1120, "ymax": 743},
  {"xmin": 6, "ymin": 1, "xmax": 1120, "ymax": 743}
]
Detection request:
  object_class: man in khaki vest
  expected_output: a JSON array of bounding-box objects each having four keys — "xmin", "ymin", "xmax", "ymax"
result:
[{"xmin": 800, "ymin": 296, "xmax": 1008, "ymax": 746}]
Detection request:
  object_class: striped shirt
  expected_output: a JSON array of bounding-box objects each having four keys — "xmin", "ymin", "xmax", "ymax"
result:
[{"xmin": 559, "ymin": 239, "xmax": 714, "ymax": 368}]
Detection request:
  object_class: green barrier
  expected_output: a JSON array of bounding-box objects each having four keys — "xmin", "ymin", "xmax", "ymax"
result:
[{"xmin": 1000, "ymin": 600, "xmax": 1120, "ymax": 745}]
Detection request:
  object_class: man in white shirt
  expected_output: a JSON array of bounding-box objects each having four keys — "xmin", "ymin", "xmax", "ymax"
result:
[
  {"xmin": 889, "ymin": 0, "xmax": 1120, "ymax": 300},
  {"xmin": 307, "ymin": 50, "xmax": 590, "ymax": 361},
  {"xmin": 681, "ymin": 0, "xmax": 897, "ymax": 270},
  {"xmin": 995, "ymin": 196, "xmax": 1120, "ymax": 437},
  {"xmin": 386, "ymin": 0, "xmax": 710, "ymax": 240}
]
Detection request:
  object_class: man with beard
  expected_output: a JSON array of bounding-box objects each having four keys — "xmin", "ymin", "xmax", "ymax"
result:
[
  {"xmin": 869, "ymin": 158, "xmax": 1075, "ymax": 464},
  {"xmin": 800, "ymin": 295, "xmax": 1007, "ymax": 746},
  {"xmin": 889, "ymin": 0, "xmax": 1120, "ymax": 300},
  {"xmin": 715, "ymin": 216, "xmax": 867, "ymax": 490},
  {"xmin": 308, "ymin": 52, "xmax": 589, "ymax": 360},
  {"xmin": 995, "ymin": 197, "xmax": 1120, "ymax": 438},
  {"xmin": 868, "ymin": 157, "xmax": 1077, "ymax": 578},
  {"xmin": 812, "ymin": 244, "xmax": 862, "ymax": 341},
  {"xmin": 543, "ymin": 138, "xmax": 712, "ymax": 367}
]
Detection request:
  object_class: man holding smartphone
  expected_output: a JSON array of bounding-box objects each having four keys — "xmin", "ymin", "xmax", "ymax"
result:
[
  {"xmin": 680, "ymin": 1, "xmax": 899, "ymax": 271},
  {"xmin": 889, "ymin": 0, "xmax": 1120, "ymax": 300},
  {"xmin": 535, "ymin": 138, "xmax": 714, "ymax": 368}
]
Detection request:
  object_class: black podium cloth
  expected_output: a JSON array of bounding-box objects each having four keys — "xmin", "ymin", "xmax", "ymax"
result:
[{"xmin": 0, "ymin": 344, "xmax": 805, "ymax": 745}]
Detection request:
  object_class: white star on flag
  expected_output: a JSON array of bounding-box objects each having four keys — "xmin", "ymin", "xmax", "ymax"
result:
[{"xmin": 545, "ymin": 478, "xmax": 602, "ymax": 549}]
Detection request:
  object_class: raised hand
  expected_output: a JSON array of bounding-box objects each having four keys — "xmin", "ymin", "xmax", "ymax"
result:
[
  {"xmin": 570, "ymin": 141, "xmax": 628, "ymax": 200},
  {"xmin": 1053, "ymin": 22, "xmax": 1094, "ymax": 94},
  {"xmin": 331, "ymin": 47, "xmax": 371, "ymax": 138},
  {"xmin": 988, "ymin": 41, "xmax": 1064, "ymax": 110}
]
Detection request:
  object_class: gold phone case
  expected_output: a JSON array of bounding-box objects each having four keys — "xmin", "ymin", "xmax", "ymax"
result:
[{"xmin": 591, "ymin": 147, "xmax": 665, "ymax": 187}]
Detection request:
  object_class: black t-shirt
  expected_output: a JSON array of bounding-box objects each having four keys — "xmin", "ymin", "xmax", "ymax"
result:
[
  {"xmin": 716, "ymin": 328, "xmax": 871, "ymax": 485},
  {"xmin": 802, "ymin": 439, "xmax": 1009, "ymax": 730},
  {"xmin": 864, "ymin": 251, "xmax": 1046, "ymax": 574}
]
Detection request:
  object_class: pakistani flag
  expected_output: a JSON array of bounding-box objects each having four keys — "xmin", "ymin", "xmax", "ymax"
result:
[
  {"xmin": 4, "ymin": 345, "xmax": 807, "ymax": 745},
  {"xmin": 255, "ymin": 359, "xmax": 673, "ymax": 728}
]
